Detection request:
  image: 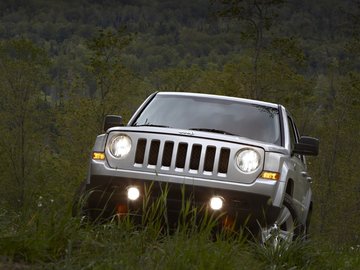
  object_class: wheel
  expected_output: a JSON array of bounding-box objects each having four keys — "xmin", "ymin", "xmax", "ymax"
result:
[
  {"xmin": 261, "ymin": 194, "xmax": 302, "ymax": 245},
  {"xmin": 72, "ymin": 179, "xmax": 87, "ymax": 217},
  {"xmin": 305, "ymin": 203, "xmax": 312, "ymax": 236}
]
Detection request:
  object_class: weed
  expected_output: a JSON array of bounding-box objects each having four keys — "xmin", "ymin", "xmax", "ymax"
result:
[
  {"xmin": 251, "ymin": 236, "xmax": 317, "ymax": 269},
  {"xmin": 1, "ymin": 190, "xmax": 359, "ymax": 269}
]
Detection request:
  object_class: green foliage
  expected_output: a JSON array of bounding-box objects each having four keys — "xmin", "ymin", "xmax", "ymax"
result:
[
  {"xmin": 149, "ymin": 66, "xmax": 203, "ymax": 92},
  {"xmin": 0, "ymin": 198, "xmax": 79, "ymax": 263},
  {"xmin": 1, "ymin": 201, "xmax": 360, "ymax": 269},
  {"xmin": 0, "ymin": 39, "xmax": 51, "ymax": 207},
  {"xmin": 251, "ymin": 238, "xmax": 317, "ymax": 270},
  {"xmin": 53, "ymin": 29, "xmax": 148, "ymax": 198},
  {"xmin": 310, "ymin": 71, "xmax": 360, "ymax": 244},
  {"xmin": 86, "ymin": 28, "xmax": 134, "ymax": 126}
]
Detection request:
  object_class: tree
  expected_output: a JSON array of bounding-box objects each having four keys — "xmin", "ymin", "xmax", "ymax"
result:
[
  {"xmin": 149, "ymin": 66, "xmax": 202, "ymax": 92},
  {"xmin": 87, "ymin": 28, "xmax": 135, "ymax": 129},
  {"xmin": 213, "ymin": 0, "xmax": 285, "ymax": 99},
  {"xmin": 0, "ymin": 39, "xmax": 50, "ymax": 207},
  {"xmin": 55, "ymin": 28, "xmax": 146, "ymax": 190},
  {"xmin": 309, "ymin": 2, "xmax": 360, "ymax": 243}
]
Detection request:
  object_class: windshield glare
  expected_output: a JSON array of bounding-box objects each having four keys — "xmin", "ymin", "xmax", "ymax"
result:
[{"xmin": 133, "ymin": 95, "xmax": 281, "ymax": 145}]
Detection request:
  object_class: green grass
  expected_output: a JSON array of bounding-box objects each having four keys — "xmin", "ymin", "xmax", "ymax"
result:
[{"xmin": 0, "ymin": 196, "xmax": 359, "ymax": 270}]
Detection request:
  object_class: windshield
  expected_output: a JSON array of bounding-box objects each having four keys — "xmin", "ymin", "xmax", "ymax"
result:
[{"xmin": 132, "ymin": 94, "xmax": 282, "ymax": 145}]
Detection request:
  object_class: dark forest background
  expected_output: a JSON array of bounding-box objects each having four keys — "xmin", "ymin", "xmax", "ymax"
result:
[{"xmin": 0, "ymin": 0, "xmax": 359, "ymax": 249}]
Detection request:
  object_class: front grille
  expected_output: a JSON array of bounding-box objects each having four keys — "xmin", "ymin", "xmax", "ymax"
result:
[
  {"xmin": 148, "ymin": 140, "xmax": 160, "ymax": 165},
  {"xmin": 204, "ymin": 146, "xmax": 216, "ymax": 172},
  {"xmin": 134, "ymin": 138, "xmax": 230, "ymax": 175},
  {"xmin": 135, "ymin": 139, "xmax": 146, "ymax": 164},
  {"xmin": 176, "ymin": 143, "xmax": 188, "ymax": 169},
  {"xmin": 218, "ymin": 148, "xmax": 230, "ymax": 173},
  {"xmin": 162, "ymin": 141, "xmax": 174, "ymax": 167},
  {"xmin": 190, "ymin": 144, "xmax": 202, "ymax": 170}
]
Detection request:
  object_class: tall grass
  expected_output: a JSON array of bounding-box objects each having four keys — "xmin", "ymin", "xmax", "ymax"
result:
[
  {"xmin": 0, "ymin": 189, "xmax": 359, "ymax": 269},
  {"xmin": 0, "ymin": 198, "xmax": 80, "ymax": 264}
]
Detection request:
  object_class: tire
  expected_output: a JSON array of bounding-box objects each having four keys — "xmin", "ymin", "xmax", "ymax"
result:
[
  {"xmin": 305, "ymin": 203, "xmax": 312, "ymax": 238},
  {"xmin": 72, "ymin": 180, "xmax": 87, "ymax": 217},
  {"xmin": 261, "ymin": 194, "xmax": 303, "ymax": 244}
]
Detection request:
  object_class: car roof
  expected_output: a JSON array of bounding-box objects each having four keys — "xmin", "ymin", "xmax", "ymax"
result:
[{"xmin": 157, "ymin": 92, "xmax": 280, "ymax": 109}]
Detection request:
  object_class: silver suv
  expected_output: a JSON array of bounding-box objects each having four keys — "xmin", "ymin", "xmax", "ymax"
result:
[{"xmin": 77, "ymin": 92, "xmax": 319, "ymax": 240}]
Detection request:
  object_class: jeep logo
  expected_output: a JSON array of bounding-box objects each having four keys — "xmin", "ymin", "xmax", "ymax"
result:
[{"xmin": 179, "ymin": 131, "xmax": 194, "ymax": 136}]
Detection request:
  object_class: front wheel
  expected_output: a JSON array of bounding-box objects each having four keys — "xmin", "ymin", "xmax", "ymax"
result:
[
  {"xmin": 72, "ymin": 179, "xmax": 87, "ymax": 217},
  {"xmin": 261, "ymin": 194, "xmax": 303, "ymax": 244}
]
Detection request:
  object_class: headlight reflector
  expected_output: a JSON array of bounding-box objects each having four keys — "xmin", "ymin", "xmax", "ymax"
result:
[
  {"xmin": 109, "ymin": 135, "xmax": 132, "ymax": 158},
  {"xmin": 236, "ymin": 149, "xmax": 261, "ymax": 173}
]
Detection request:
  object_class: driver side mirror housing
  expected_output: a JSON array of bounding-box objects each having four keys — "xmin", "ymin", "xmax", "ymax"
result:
[
  {"xmin": 293, "ymin": 136, "xmax": 319, "ymax": 156},
  {"xmin": 103, "ymin": 115, "xmax": 123, "ymax": 132}
]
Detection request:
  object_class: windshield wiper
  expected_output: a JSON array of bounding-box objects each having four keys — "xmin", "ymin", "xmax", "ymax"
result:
[
  {"xmin": 189, "ymin": 128, "xmax": 234, "ymax": 135},
  {"xmin": 134, "ymin": 124, "xmax": 171, "ymax": 128}
]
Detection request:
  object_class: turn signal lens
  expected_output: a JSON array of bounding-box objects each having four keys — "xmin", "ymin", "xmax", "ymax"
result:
[
  {"xmin": 92, "ymin": 152, "xmax": 105, "ymax": 160},
  {"xmin": 260, "ymin": 171, "xmax": 280, "ymax": 180}
]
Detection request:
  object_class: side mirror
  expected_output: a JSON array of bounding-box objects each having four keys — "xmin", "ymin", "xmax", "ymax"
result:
[
  {"xmin": 293, "ymin": 136, "xmax": 319, "ymax": 156},
  {"xmin": 103, "ymin": 115, "xmax": 123, "ymax": 132}
]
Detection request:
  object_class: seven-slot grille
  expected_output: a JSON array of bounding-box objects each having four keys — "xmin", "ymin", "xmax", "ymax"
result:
[{"xmin": 134, "ymin": 138, "xmax": 230, "ymax": 175}]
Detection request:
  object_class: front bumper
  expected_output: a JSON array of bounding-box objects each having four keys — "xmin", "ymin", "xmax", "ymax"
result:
[{"xmin": 85, "ymin": 173, "xmax": 281, "ymax": 231}]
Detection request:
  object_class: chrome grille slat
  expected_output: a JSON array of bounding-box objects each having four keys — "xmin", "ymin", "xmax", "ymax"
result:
[
  {"xmin": 142, "ymin": 139, "xmax": 151, "ymax": 167},
  {"xmin": 198, "ymin": 145, "xmax": 208, "ymax": 174},
  {"xmin": 156, "ymin": 140, "xmax": 165, "ymax": 169},
  {"xmin": 183, "ymin": 143, "xmax": 192, "ymax": 172},
  {"xmin": 212, "ymin": 147, "xmax": 220, "ymax": 175},
  {"xmin": 170, "ymin": 142, "xmax": 179, "ymax": 169}
]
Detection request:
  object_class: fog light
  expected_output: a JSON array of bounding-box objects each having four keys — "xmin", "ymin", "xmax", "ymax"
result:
[
  {"xmin": 127, "ymin": 187, "xmax": 140, "ymax": 201},
  {"xmin": 210, "ymin": 196, "xmax": 224, "ymax": 210}
]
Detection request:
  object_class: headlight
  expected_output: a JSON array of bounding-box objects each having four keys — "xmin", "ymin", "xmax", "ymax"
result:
[
  {"xmin": 109, "ymin": 135, "xmax": 132, "ymax": 158},
  {"xmin": 236, "ymin": 149, "xmax": 261, "ymax": 173}
]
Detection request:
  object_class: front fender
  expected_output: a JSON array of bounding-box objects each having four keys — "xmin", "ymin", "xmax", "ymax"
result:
[{"xmin": 272, "ymin": 161, "xmax": 290, "ymax": 207}]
